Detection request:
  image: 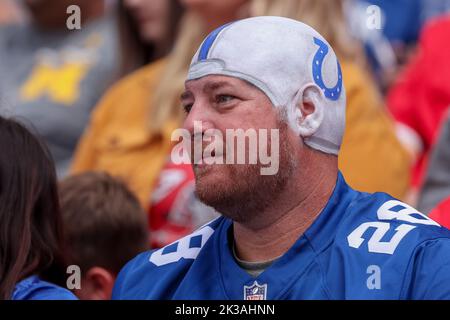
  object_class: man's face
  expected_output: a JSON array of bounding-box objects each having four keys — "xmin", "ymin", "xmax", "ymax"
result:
[{"xmin": 181, "ymin": 75, "xmax": 298, "ymax": 221}]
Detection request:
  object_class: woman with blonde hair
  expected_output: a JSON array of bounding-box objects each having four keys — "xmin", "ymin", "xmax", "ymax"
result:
[{"xmin": 72, "ymin": 0, "xmax": 410, "ymax": 248}]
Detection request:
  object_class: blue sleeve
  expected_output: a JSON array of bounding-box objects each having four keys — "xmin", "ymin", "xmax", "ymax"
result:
[
  {"xmin": 30, "ymin": 288, "xmax": 78, "ymax": 300},
  {"xmin": 112, "ymin": 258, "xmax": 133, "ymax": 300},
  {"xmin": 112, "ymin": 251, "xmax": 151, "ymax": 300},
  {"xmin": 406, "ymin": 238, "xmax": 450, "ymax": 299},
  {"xmin": 12, "ymin": 275, "xmax": 78, "ymax": 300}
]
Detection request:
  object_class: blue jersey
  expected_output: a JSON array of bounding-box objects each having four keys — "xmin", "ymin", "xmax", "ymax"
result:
[
  {"xmin": 12, "ymin": 275, "xmax": 77, "ymax": 300},
  {"xmin": 113, "ymin": 172, "xmax": 450, "ymax": 300}
]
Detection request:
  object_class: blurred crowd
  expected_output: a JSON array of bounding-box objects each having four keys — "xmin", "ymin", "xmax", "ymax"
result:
[{"xmin": 1, "ymin": 0, "xmax": 450, "ymax": 300}]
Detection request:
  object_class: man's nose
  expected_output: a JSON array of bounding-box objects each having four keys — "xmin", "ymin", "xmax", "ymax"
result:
[{"xmin": 183, "ymin": 100, "xmax": 215, "ymax": 135}]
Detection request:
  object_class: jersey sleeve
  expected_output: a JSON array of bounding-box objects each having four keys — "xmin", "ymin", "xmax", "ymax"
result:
[
  {"xmin": 13, "ymin": 278, "xmax": 78, "ymax": 300},
  {"xmin": 404, "ymin": 238, "xmax": 450, "ymax": 299},
  {"xmin": 32, "ymin": 287, "xmax": 78, "ymax": 300},
  {"xmin": 112, "ymin": 251, "xmax": 152, "ymax": 300}
]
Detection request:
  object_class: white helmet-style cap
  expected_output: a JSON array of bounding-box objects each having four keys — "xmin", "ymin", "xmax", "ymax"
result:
[{"xmin": 187, "ymin": 16, "xmax": 346, "ymax": 155}]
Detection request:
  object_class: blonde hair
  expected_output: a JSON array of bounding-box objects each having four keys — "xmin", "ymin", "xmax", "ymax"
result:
[
  {"xmin": 251, "ymin": 0, "xmax": 362, "ymax": 61},
  {"xmin": 149, "ymin": 0, "xmax": 363, "ymax": 134},
  {"xmin": 149, "ymin": 13, "xmax": 206, "ymax": 135}
]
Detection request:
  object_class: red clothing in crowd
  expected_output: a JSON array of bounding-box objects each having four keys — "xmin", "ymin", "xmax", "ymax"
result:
[
  {"xmin": 387, "ymin": 15, "xmax": 450, "ymax": 187},
  {"xmin": 430, "ymin": 197, "xmax": 450, "ymax": 230},
  {"xmin": 148, "ymin": 160, "xmax": 217, "ymax": 248}
]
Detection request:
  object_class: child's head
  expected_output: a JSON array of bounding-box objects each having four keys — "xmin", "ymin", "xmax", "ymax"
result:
[{"xmin": 59, "ymin": 172, "xmax": 149, "ymax": 300}]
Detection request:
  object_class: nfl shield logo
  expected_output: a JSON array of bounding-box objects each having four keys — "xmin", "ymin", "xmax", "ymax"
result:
[{"xmin": 244, "ymin": 281, "xmax": 267, "ymax": 300}]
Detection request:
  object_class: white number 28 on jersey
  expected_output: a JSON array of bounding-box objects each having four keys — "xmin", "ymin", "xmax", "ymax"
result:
[
  {"xmin": 347, "ymin": 200, "xmax": 439, "ymax": 254},
  {"xmin": 150, "ymin": 225, "xmax": 215, "ymax": 266}
]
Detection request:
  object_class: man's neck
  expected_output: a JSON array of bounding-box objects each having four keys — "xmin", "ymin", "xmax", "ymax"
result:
[{"xmin": 233, "ymin": 155, "xmax": 338, "ymax": 262}]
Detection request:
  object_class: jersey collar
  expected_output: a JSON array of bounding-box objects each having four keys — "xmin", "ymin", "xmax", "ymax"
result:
[{"xmin": 215, "ymin": 171, "xmax": 357, "ymax": 299}]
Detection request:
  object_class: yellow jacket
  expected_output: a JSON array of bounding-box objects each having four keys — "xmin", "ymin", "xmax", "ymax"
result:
[
  {"xmin": 72, "ymin": 58, "xmax": 410, "ymax": 207},
  {"xmin": 71, "ymin": 59, "xmax": 177, "ymax": 207},
  {"xmin": 339, "ymin": 60, "xmax": 410, "ymax": 198}
]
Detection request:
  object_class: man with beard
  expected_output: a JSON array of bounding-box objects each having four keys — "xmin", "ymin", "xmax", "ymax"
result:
[{"xmin": 112, "ymin": 16, "xmax": 450, "ymax": 300}]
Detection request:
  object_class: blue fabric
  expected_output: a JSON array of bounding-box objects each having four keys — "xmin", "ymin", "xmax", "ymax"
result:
[
  {"xmin": 366, "ymin": 0, "xmax": 450, "ymax": 43},
  {"xmin": 113, "ymin": 172, "xmax": 450, "ymax": 300},
  {"xmin": 198, "ymin": 23, "xmax": 233, "ymax": 61},
  {"xmin": 312, "ymin": 37, "xmax": 343, "ymax": 101},
  {"xmin": 356, "ymin": 0, "xmax": 450, "ymax": 79},
  {"xmin": 12, "ymin": 275, "xmax": 78, "ymax": 300},
  {"xmin": 363, "ymin": 0, "xmax": 422, "ymax": 43}
]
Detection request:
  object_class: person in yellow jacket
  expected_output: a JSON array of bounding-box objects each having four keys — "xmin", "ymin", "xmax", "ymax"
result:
[{"xmin": 72, "ymin": 0, "xmax": 410, "ymax": 212}]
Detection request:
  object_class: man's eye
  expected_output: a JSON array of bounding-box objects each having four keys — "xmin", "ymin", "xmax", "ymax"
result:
[
  {"xmin": 183, "ymin": 104, "xmax": 193, "ymax": 114},
  {"xmin": 216, "ymin": 95, "xmax": 236, "ymax": 104}
]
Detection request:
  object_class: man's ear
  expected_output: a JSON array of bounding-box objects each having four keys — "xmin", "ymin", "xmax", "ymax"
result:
[
  {"xmin": 83, "ymin": 267, "xmax": 115, "ymax": 300},
  {"xmin": 295, "ymin": 85, "xmax": 324, "ymax": 137}
]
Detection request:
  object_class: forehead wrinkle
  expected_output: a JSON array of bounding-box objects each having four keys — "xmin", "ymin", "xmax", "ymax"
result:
[{"xmin": 203, "ymin": 81, "xmax": 234, "ymax": 94}]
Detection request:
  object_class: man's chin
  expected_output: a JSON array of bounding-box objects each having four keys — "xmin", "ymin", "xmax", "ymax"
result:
[{"xmin": 194, "ymin": 165, "xmax": 233, "ymax": 205}]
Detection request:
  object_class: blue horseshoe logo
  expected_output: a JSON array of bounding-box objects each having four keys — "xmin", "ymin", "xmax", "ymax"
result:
[{"xmin": 312, "ymin": 37, "xmax": 343, "ymax": 101}]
